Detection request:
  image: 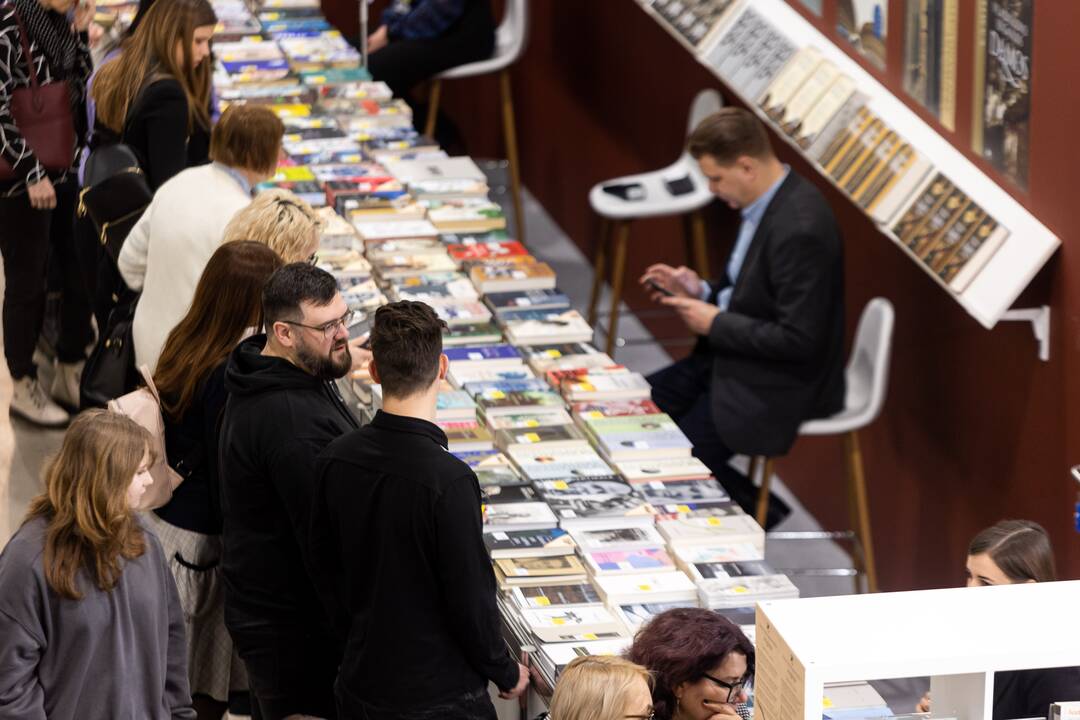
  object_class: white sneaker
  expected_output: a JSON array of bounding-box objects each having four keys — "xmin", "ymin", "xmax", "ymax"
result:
[
  {"xmin": 11, "ymin": 375, "xmax": 69, "ymax": 427},
  {"xmin": 51, "ymin": 360, "xmax": 83, "ymax": 411}
]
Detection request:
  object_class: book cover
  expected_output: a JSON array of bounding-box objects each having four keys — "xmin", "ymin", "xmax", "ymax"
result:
[
  {"xmin": 512, "ymin": 582, "xmax": 602, "ymax": 609},
  {"xmin": 484, "ymin": 409, "xmax": 575, "ymax": 431},
  {"xmin": 937, "ymin": 212, "xmax": 1009, "ymax": 293},
  {"xmin": 506, "ymin": 446, "xmax": 615, "ymax": 482},
  {"xmin": 476, "ymin": 389, "xmax": 566, "ymax": 415},
  {"xmin": 972, "ymin": 0, "xmax": 1032, "ymax": 188},
  {"xmin": 495, "ymin": 554, "xmax": 587, "ymax": 580},
  {"xmin": 615, "ymin": 456, "xmax": 714, "ymax": 484},
  {"xmin": 444, "ymin": 344, "xmax": 522, "ymax": 364},
  {"xmin": 637, "ymin": 478, "xmax": 730, "ymax": 506},
  {"xmin": 758, "ymin": 47, "xmax": 824, "ymax": 120},
  {"xmin": 483, "ymin": 502, "xmax": 558, "ymax": 532},
  {"xmin": 485, "ymin": 288, "xmax": 572, "ymax": 314},
  {"xmin": 776, "ymin": 61, "xmax": 841, "ymax": 137},
  {"xmin": 902, "ymin": 0, "xmax": 959, "ymax": 130},
  {"xmin": 484, "ymin": 528, "xmax": 575, "ymax": 559},
  {"xmin": 469, "ymin": 261, "xmax": 557, "ymax": 293},
  {"xmin": 585, "ymin": 548, "xmax": 676, "ymax": 575},
  {"xmin": 837, "ymin": 0, "xmax": 888, "ymax": 70},
  {"xmin": 494, "ymin": 424, "xmax": 586, "ymax": 451},
  {"xmin": 594, "ymin": 572, "xmax": 698, "ymax": 606},
  {"xmin": 519, "ymin": 606, "xmax": 625, "ymax": 643},
  {"xmin": 790, "ymin": 76, "xmax": 858, "ymax": 150},
  {"xmin": 447, "ymin": 240, "xmax": 530, "ymax": 264},
  {"xmin": 535, "ymin": 477, "xmax": 655, "ymax": 522},
  {"xmin": 651, "ymin": 0, "xmax": 739, "ymax": 49},
  {"xmin": 570, "ymin": 525, "xmax": 666, "ymax": 553},
  {"xmin": 572, "ymin": 399, "xmax": 663, "ymax": 420}
]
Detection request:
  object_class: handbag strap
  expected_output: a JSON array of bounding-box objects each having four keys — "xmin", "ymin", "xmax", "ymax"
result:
[
  {"xmin": 3, "ymin": 4, "xmax": 41, "ymax": 94},
  {"xmin": 137, "ymin": 364, "xmax": 163, "ymax": 404}
]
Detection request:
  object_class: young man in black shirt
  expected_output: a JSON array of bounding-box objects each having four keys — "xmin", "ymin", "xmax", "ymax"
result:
[
  {"xmin": 219, "ymin": 263, "xmax": 369, "ymax": 720},
  {"xmin": 310, "ymin": 300, "xmax": 529, "ymax": 720}
]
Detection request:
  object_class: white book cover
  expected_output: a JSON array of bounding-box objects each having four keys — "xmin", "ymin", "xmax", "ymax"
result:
[
  {"xmin": 520, "ymin": 605, "xmax": 627, "ymax": 643},
  {"xmin": 673, "ymin": 543, "xmax": 763, "ymax": 566},
  {"xmin": 484, "ymin": 408, "xmax": 574, "ymax": 430},
  {"xmin": 571, "ymin": 525, "xmax": 666, "ymax": 553},
  {"xmin": 594, "ymin": 571, "xmax": 698, "ymax": 606},
  {"xmin": 352, "ymin": 220, "xmax": 438, "ymax": 241},
  {"xmin": 658, "ymin": 514, "xmax": 765, "ymax": 552},
  {"xmin": 615, "ymin": 600, "xmax": 701, "ymax": 632},
  {"xmin": 537, "ymin": 638, "xmax": 631, "ymax": 671},
  {"xmin": 615, "ymin": 457, "xmax": 714, "ymax": 483},
  {"xmin": 506, "ymin": 445, "xmax": 614, "ymax": 481},
  {"xmin": 483, "ymin": 502, "xmax": 558, "ymax": 532},
  {"xmin": 384, "ymin": 156, "xmax": 486, "ymax": 184}
]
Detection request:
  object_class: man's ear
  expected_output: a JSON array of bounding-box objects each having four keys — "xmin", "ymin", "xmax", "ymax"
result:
[
  {"xmin": 437, "ymin": 353, "xmax": 448, "ymax": 381},
  {"xmin": 368, "ymin": 359, "xmax": 381, "ymax": 385},
  {"xmin": 270, "ymin": 320, "xmax": 294, "ymax": 348}
]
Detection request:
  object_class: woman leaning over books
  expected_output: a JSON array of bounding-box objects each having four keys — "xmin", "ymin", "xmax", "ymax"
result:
[{"xmin": 0, "ymin": 410, "xmax": 195, "ymax": 719}]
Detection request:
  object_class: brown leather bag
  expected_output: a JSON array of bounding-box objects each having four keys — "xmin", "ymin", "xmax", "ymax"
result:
[{"xmin": 0, "ymin": 4, "xmax": 75, "ymax": 181}]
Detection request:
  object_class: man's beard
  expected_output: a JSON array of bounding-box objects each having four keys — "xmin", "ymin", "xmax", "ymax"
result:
[{"xmin": 295, "ymin": 335, "xmax": 351, "ymax": 380}]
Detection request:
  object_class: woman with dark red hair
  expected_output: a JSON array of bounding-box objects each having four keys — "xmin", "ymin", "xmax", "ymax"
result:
[{"xmin": 626, "ymin": 608, "xmax": 755, "ymax": 720}]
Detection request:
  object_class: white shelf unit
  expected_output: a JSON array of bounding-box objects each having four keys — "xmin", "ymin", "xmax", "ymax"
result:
[
  {"xmin": 638, "ymin": 0, "xmax": 1060, "ymax": 330},
  {"xmin": 754, "ymin": 580, "xmax": 1080, "ymax": 720}
]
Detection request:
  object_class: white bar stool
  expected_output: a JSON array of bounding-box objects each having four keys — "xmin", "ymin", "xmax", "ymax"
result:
[
  {"xmin": 753, "ymin": 297, "xmax": 896, "ymax": 594},
  {"xmin": 586, "ymin": 89, "xmax": 722, "ymax": 357},
  {"xmin": 425, "ymin": 0, "xmax": 529, "ymax": 243}
]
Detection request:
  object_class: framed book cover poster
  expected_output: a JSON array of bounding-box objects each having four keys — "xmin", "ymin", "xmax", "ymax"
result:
[
  {"xmin": 972, "ymin": 0, "xmax": 1033, "ymax": 189},
  {"xmin": 837, "ymin": 0, "xmax": 888, "ymax": 69},
  {"xmin": 902, "ymin": 0, "xmax": 959, "ymax": 130},
  {"xmin": 795, "ymin": 0, "xmax": 823, "ymax": 15}
]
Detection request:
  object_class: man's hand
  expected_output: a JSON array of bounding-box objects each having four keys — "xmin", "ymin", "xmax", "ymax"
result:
[
  {"xmin": 73, "ymin": 0, "xmax": 96, "ymax": 32},
  {"xmin": 661, "ymin": 296, "xmax": 720, "ymax": 336},
  {"xmin": 367, "ymin": 25, "xmax": 388, "ymax": 53},
  {"xmin": 27, "ymin": 177, "xmax": 56, "ymax": 210},
  {"xmin": 348, "ymin": 336, "xmax": 372, "ymax": 372},
  {"xmin": 640, "ymin": 263, "xmax": 703, "ymax": 300},
  {"xmin": 498, "ymin": 663, "xmax": 530, "ymax": 699}
]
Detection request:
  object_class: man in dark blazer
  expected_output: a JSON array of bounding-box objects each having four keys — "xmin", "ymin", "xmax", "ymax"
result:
[{"xmin": 641, "ymin": 107, "xmax": 845, "ymax": 526}]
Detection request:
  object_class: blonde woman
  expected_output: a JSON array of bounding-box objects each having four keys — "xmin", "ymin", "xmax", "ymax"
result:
[
  {"xmin": 221, "ymin": 189, "xmax": 323, "ymax": 264},
  {"xmin": 543, "ymin": 655, "xmax": 655, "ymax": 720},
  {"xmin": 0, "ymin": 410, "xmax": 194, "ymax": 719}
]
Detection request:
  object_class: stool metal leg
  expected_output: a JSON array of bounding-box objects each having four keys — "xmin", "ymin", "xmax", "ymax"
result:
[
  {"xmin": 605, "ymin": 221, "xmax": 630, "ymax": 357},
  {"xmin": 690, "ymin": 209, "xmax": 710, "ymax": 276},
  {"xmin": 425, "ymin": 79, "xmax": 442, "ymax": 139},
  {"xmin": 755, "ymin": 457, "xmax": 774, "ymax": 528},
  {"xmin": 588, "ymin": 218, "xmax": 610, "ymax": 328},
  {"xmin": 499, "ymin": 70, "xmax": 526, "ymax": 244},
  {"xmin": 846, "ymin": 431, "xmax": 879, "ymax": 593}
]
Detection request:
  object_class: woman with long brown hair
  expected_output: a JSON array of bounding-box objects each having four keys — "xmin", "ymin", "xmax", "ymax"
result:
[
  {"xmin": 0, "ymin": 409, "xmax": 195, "ymax": 718},
  {"xmin": 90, "ymin": 0, "xmax": 216, "ymax": 189},
  {"xmin": 146, "ymin": 241, "xmax": 283, "ymax": 720}
]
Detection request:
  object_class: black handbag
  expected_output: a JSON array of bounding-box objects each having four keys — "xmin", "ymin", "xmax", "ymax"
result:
[
  {"xmin": 78, "ymin": 142, "xmax": 153, "ymax": 265},
  {"xmin": 79, "ymin": 287, "xmax": 140, "ymax": 409}
]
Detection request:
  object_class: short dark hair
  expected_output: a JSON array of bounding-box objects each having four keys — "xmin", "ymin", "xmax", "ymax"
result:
[
  {"xmin": 210, "ymin": 105, "xmax": 284, "ymax": 176},
  {"xmin": 626, "ymin": 608, "xmax": 755, "ymax": 719},
  {"xmin": 262, "ymin": 263, "xmax": 337, "ymax": 326},
  {"xmin": 687, "ymin": 107, "xmax": 773, "ymax": 164},
  {"xmin": 968, "ymin": 519, "xmax": 1056, "ymax": 583},
  {"xmin": 370, "ymin": 301, "xmax": 447, "ymax": 399}
]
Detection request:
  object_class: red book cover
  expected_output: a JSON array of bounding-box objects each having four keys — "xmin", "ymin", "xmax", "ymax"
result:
[
  {"xmin": 446, "ymin": 240, "xmax": 529, "ymax": 263},
  {"xmin": 572, "ymin": 399, "xmax": 663, "ymax": 418}
]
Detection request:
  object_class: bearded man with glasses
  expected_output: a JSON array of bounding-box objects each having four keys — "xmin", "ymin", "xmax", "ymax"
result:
[{"xmin": 218, "ymin": 262, "xmax": 370, "ymax": 720}]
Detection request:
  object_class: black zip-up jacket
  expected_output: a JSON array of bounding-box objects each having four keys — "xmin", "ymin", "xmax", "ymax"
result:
[{"xmin": 219, "ymin": 334, "xmax": 358, "ymax": 637}]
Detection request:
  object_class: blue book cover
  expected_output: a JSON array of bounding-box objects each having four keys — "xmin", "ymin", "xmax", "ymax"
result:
[
  {"xmin": 444, "ymin": 345, "xmax": 521, "ymax": 363},
  {"xmin": 462, "ymin": 379, "xmax": 549, "ymax": 397}
]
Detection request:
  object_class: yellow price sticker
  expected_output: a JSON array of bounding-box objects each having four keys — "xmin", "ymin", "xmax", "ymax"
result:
[
  {"xmin": 525, "ymin": 419, "xmax": 540, "ymax": 427},
  {"xmin": 676, "ymin": 504, "xmax": 691, "ymax": 514},
  {"xmin": 307, "ymin": 75, "xmax": 326, "ymax": 84},
  {"xmin": 707, "ymin": 517, "xmax": 723, "ymax": 527},
  {"xmin": 551, "ymin": 617, "xmax": 566, "ymax": 626},
  {"xmin": 488, "ymin": 390, "xmax": 506, "ymax": 400},
  {"xmin": 534, "ymin": 597, "xmax": 551, "ymax": 607},
  {"xmin": 577, "ymin": 382, "xmax": 596, "ymax": 392},
  {"xmin": 523, "ymin": 433, "xmax": 541, "ymax": 443},
  {"xmin": 823, "ymin": 697, "xmax": 834, "ymax": 709},
  {"xmin": 583, "ymin": 633, "xmax": 598, "ymax": 640},
  {"xmin": 587, "ymin": 411, "xmax": 604, "ymax": 419},
  {"xmin": 545, "ymin": 350, "xmax": 562, "ymax": 358},
  {"xmin": 636, "ymin": 584, "xmax": 652, "ymax": 592},
  {"xmin": 733, "ymin": 585, "xmax": 749, "ymax": 594},
  {"xmin": 553, "ymin": 481, "xmax": 569, "ymax": 490}
]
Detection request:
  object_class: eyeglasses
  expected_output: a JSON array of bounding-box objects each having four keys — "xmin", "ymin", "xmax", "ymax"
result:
[
  {"xmin": 702, "ymin": 673, "xmax": 748, "ymax": 704},
  {"xmin": 281, "ymin": 309, "xmax": 354, "ymax": 340},
  {"xmin": 624, "ymin": 712, "xmax": 655, "ymax": 720}
]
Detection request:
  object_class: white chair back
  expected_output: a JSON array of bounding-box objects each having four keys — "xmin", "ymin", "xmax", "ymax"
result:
[
  {"xmin": 496, "ymin": 0, "xmax": 529, "ymax": 65},
  {"xmin": 845, "ymin": 297, "xmax": 895, "ymax": 427},
  {"xmin": 686, "ymin": 88, "xmax": 723, "ymax": 136}
]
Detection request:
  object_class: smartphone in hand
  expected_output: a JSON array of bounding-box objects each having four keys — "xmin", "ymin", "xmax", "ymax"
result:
[{"xmin": 645, "ymin": 278, "xmax": 674, "ymax": 297}]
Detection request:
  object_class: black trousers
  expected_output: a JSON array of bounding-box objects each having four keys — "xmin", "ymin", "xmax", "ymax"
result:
[
  {"xmin": 368, "ymin": 0, "xmax": 496, "ymax": 132},
  {"xmin": 345, "ymin": 687, "xmax": 497, "ymax": 720},
  {"xmin": 233, "ymin": 629, "xmax": 339, "ymax": 720},
  {"xmin": 647, "ymin": 353, "xmax": 791, "ymax": 527},
  {"xmin": 0, "ymin": 182, "xmax": 93, "ymax": 379}
]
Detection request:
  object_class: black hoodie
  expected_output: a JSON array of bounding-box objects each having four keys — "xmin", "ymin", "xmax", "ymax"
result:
[{"xmin": 219, "ymin": 334, "xmax": 359, "ymax": 636}]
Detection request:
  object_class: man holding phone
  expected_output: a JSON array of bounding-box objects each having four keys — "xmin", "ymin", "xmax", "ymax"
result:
[{"xmin": 639, "ymin": 108, "xmax": 845, "ymax": 527}]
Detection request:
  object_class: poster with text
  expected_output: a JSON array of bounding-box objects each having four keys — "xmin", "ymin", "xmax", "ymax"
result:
[
  {"xmin": 837, "ymin": 0, "xmax": 888, "ymax": 69},
  {"xmin": 973, "ymin": 0, "xmax": 1033, "ymax": 189}
]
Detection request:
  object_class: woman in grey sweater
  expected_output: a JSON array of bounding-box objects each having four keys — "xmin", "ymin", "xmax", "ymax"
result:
[{"xmin": 0, "ymin": 410, "xmax": 195, "ymax": 719}]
